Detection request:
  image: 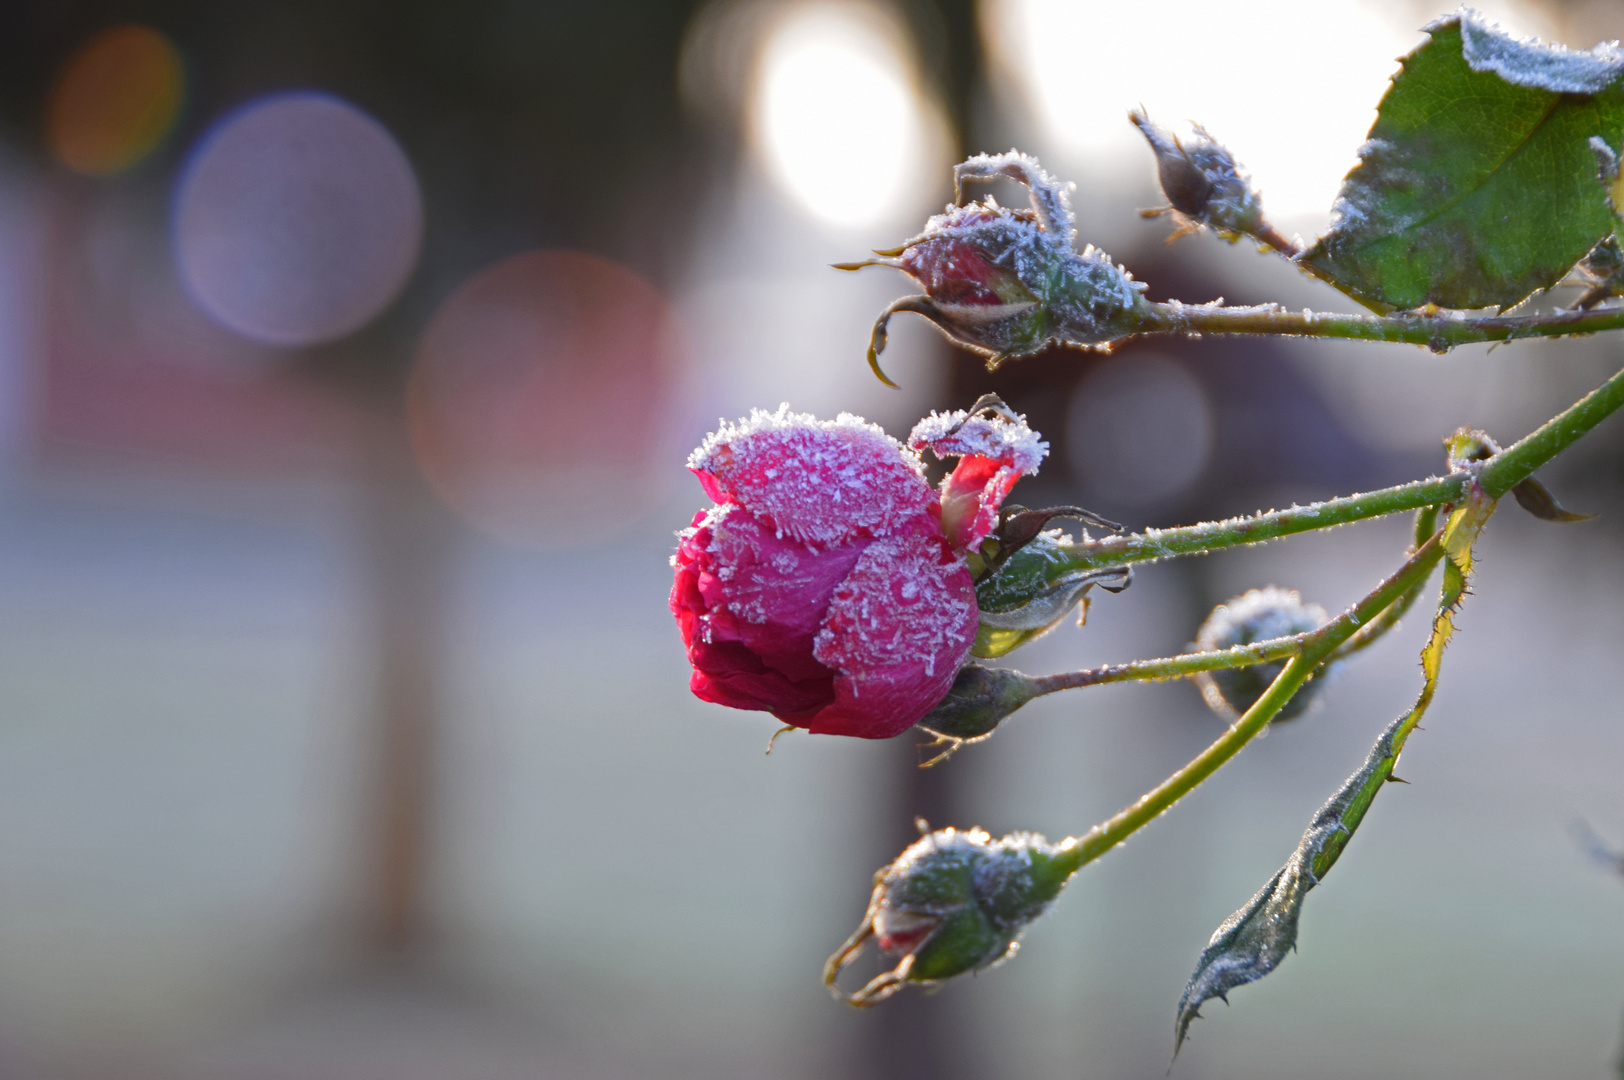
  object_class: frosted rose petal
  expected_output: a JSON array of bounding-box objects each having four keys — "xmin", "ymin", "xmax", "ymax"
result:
[
  {"xmin": 672, "ymin": 507, "xmax": 844, "ymax": 716},
  {"xmin": 810, "ymin": 526, "xmax": 978, "ymax": 739},
  {"xmin": 689, "ymin": 404, "xmax": 935, "ymax": 547},
  {"xmin": 909, "ymin": 407, "xmax": 1048, "ymax": 551}
]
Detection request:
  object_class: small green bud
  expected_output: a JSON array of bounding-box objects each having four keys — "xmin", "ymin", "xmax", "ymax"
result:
[
  {"xmin": 1191, "ymin": 587, "xmax": 1331, "ymax": 723},
  {"xmin": 974, "ymin": 529, "xmax": 1130, "ymax": 658},
  {"xmin": 824, "ymin": 827, "xmax": 1073, "ymax": 1005},
  {"xmin": 915, "ymin": 662, "xmax": 1042, "ymax": 745}
]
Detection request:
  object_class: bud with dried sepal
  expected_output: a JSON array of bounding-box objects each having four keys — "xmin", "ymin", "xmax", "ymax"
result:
[
  {"xmin": 824, "ymin": 826, "xmax": 1076, "ymax": 1005},
  {"xmin": 838, "ymin": 151, "xmax": 1149, "ymax": 382},
  {"xmin": 1131, "ymin": 111, "xmax": 1286, "ymax": 250}
]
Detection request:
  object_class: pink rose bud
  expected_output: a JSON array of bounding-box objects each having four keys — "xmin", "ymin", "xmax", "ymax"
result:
[
  {"xmin": 838, "ymin": 151, "xmax": 1148, "ymax": 382},
  {"xmin": 907, "ymin": 397, "xmax": 1048, "ymax": 555},
  {"xmin": 673, "ymin": 405, "xmax": 1032, "ymax": 740}
]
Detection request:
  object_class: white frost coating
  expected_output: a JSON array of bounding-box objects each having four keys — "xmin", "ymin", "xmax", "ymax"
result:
[
  {"xmin": 922, "ymin": 201, "xmax": 1058, "ymax": 290},
  {"xmin": 1591, "ymin": 135, "xmax": 1620, "ymax": 185},
  {"xmin": 1433, "ymin": 7, "xmax": 1624, "ymax": 94},
  {"xmin": 1198, "ymin": 586, "xmax": 1329, "ymax": 648},
  {"xmin": 689, "ymin": 403, "xmax": 935, "ymax": 547},
  {"xmin": 812, "ymin": 528, "xmax": 975, "ymax": 685},
  {"xmin": 907, "ymin": 408, "xmax": 1049, "ymax": 474},
  {"xmin": 888, "ymin": 827, "xmax": 1061, "ymax": 940},
  {"xmin": 954, "ymin": 149, "xmax": 1076, "ymax": 243}
]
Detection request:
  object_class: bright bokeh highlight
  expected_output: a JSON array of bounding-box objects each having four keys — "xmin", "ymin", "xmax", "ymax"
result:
[
  {"xmin": 984, "ymin": 0, "xmax": 1557, "ymax": 225},
  {"xmin": 751, "ymin": 3, "xmax": 942, "ymax": 229},
  {"xmin": 407, "ymin": 250, "xmax": 690, "ymax": 547},
  {"xmin": 47, "ymin": 25, "xmax": 184, "ymax": 176},
  {"xmin": 173, "ymin": 92, "xmax": 422, "ymax": 346}
]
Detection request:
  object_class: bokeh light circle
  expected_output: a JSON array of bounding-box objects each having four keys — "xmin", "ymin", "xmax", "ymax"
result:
[
  {"xmin": 407, "ymin": 251, "xmax": 691, "ymax": 547},
  {"xmin": 173, "ymin": 92, "xmax": 423, "ymax": 346},
  {"xmin": 47, "ymin": 25, "xmax": 184, "ymax": 176},
  {"xmin": 750, "ymin": 3, "xmax": 942, "ymax": 229}
]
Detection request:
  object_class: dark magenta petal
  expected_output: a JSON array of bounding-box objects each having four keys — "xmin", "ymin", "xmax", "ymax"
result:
[{"xmin": 808, "ymin": 529, "xmax": 978, "ymax": 739}]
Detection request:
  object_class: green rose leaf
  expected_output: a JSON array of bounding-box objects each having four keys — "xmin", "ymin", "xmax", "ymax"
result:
[{"xmin": 1301, "ymin": 11, "xmax": 1624, "ymax": 312}]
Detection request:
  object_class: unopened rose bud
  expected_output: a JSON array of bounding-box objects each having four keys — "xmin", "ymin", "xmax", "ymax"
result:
[
  {"xmin": 974, "ymin": 530, "xmax": 1131, "ymax": 659},
  {"xmin": 1131, "ymin": 111, "xmax": 1273, "ymax": 245},
  {"xmin": 839, "ymin": 151, "xmax": 1149, "ymax": 381},
  {"xmin": 1191, "ymin": 587, "xmax": 1331, "ymax": 723},
  {"xmin": 825, "ymin": 826, "xmax": 1074, "ymax": 1004},
  {"xmin": 674, "ymin": 400, "xmax": 1060, "ymax": 740}
]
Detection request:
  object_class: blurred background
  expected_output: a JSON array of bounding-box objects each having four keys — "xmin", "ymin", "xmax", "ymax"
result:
[{"xmin": 2, "ymin": 0, "xmax": 1624, "ymax": 1076}]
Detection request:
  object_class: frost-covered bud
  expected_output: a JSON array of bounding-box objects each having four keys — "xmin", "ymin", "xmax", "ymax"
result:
[
  {"xmin": 1191, "ymin": 587, "xmax": 1331, "ymax": 723},
  {"xmin": 973, "ymin": 530, "xmax": 1131, "ymax": 659},
  {"xmin": 1131, "ymin": 111, "xmax": 1269, "ymax": 242},
  {"xmin": 839, "ymin": 151, "xmax": 1149, "ymax": 381},
  {"xmin": 825, "ymin": 827, "xmax": 1074, "ymax": 1004}
]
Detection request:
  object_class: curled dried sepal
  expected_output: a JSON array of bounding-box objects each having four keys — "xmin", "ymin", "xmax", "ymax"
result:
[
  {"xmin": 841, "ymin": 152, "xmax": 1150, "ymax": 381},
  {"xmin": 1511, "ymin": 477, "xmax": 1595, "ymax": 521},
  {"xmin": 825, "ymin": 827, "xmax": 1074, "ymax": 1006},
  {"xmin": 1130, "ymin": 110, "xmax": 1285, "ymax": 251},
  {"xmin": 1446, "ymin": 426, "xmax": 1593, "ymax": 522},
  {"xmin": 974, "ymin": 530, "xmax": 1131, "ymax": 658}
]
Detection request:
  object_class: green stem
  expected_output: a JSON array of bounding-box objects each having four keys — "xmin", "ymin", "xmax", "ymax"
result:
[
  {"xmin": 1053, "ymin": 475, "xmax": 1463, "ymax": 574},
  {"xmin": 1045, "ymin": 362, "xmax": 1624, "ymax": 578},
  {"xmin": 1142, "ymin": 299, "xmax": 1624, "ymax": 352},
  {"xmin": 1029, "ymin": 633, "xmax": 1310, "ymax": 693},
  {"xmin": 1328, "ymin": 505, "xmax": 1439, "ymax": 663},
  {"xmin": 1037, "ymin": 533, "xmax": 1447, "ymax": 885},
  {"xmin": 1477, "ymin": 362, "xmax": 1624, "ymax": 497},
  {"xmin": 1016, "ymin": 509, "xmax": 1442, "ymax": 708}
]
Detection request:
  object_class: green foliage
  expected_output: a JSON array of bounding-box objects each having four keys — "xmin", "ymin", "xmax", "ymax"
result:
[
  {"xmin": 824, "ymin": 10, "xmax": 1624, "ymax": 1065},
  {"xmin": 1302, "ymin": 13, "xmax": 1624, "ymax": 311},
  {"xmin": 1174, "ymin": 489, "xmax": 1495, "ymax": 1053}
]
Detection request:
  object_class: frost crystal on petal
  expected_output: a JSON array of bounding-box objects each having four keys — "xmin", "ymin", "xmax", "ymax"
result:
[
  {"xmin": 810, "ymin": 527, "xmax": 977, "ymax": 738},
  {"xmin": 689, "ymin": 404, "xmax": 935, "ymax": 547},
  {"xmin": 917, "ymin": 202, "xmax": 1058, "ymax": 299},
  {"xmin": 908, "ymin": 408, "xmax": 1048, "ymax": 475}
]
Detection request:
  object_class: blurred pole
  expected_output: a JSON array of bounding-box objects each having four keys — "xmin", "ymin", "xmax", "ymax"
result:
[
  {"xmin": 355, "ymin": 398, "xmax": 454, "ymax": 956},
  {"xmin": 855, "ymin": 748, "xmax": 978, "ymax": 1080},
  {"xmin": 854, "ymin": 3, "xmax": 986, "ymax": 1078}
]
